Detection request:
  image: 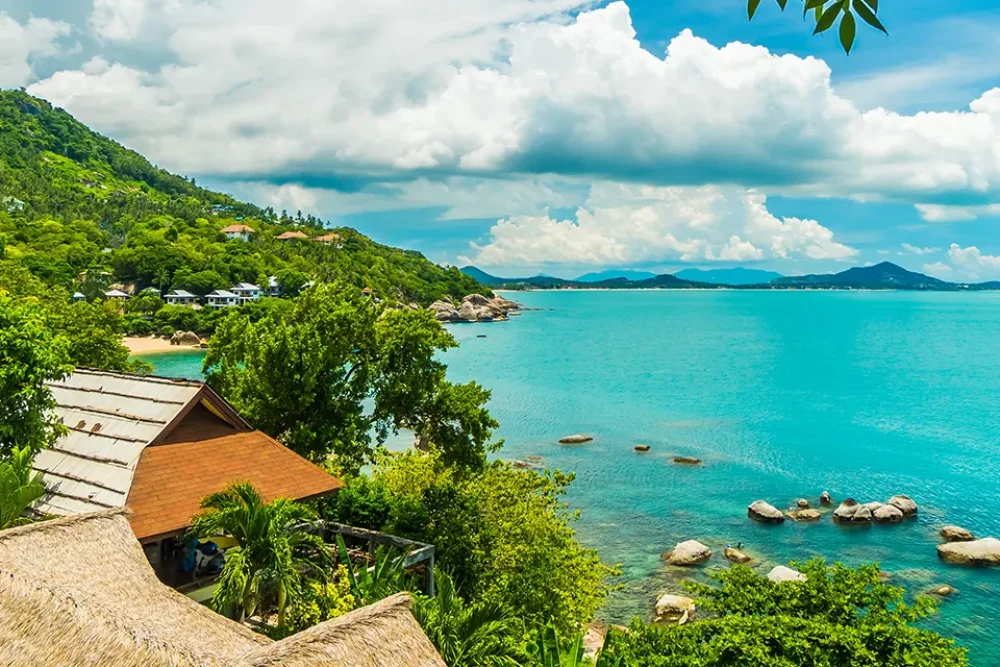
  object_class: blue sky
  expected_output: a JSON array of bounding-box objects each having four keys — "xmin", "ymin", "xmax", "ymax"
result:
[{"xmin": 3, "ymin": 0, "xmax": 1000, "ymax": 279}]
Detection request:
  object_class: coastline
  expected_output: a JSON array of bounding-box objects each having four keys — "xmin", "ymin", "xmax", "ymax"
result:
[{"xmin": 124, "ymin": 336, "xmax": 201, "ymax": 355}]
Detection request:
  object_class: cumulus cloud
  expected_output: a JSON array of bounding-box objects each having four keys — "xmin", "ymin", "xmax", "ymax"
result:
[
  {"xmin": 900, "ymin": 243, "xmax": 939, "ymax": 255},
  {"xmin": 946, "ymin": 244, "xmax": 1000, "ymax": 280},
  {"xmin": 90, "ymin": 0, "xmax": 148, "ymax": 41},
  {"xmin": 463, "ymin": 185, "xmax": 856, "ymax": 267},
  {"xmin": 916, "ymin": 203, "xmax": 1000, "ymax": 222},
  {"xmin": 0, "ymin": 13, "xmax": 71, "ymax": 88},
  {"xmin": 922, "ymin": 261, "xmax": 953, "ymax": 278},
  {"xmin": 17, "ymin": 1, "xmax": 1000, "ymax": 214}
]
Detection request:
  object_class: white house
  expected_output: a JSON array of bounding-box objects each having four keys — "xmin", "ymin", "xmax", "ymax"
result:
[
  {"xmin": 205, "ymin": 290, "xmax": 240, "ymax": 308},
  {"xmin": 104, "ymin": 289, "xmax": 129, "ymax": 300},
  {"xmin": 220, "ymin": 224, "xmax": 255, "ymax": 241},
  {"xmin": 164, "ymin": 289, "xmax": 198, "ymax": 306},
  {"xmin": 231, "ymin": 283, "xmax": 262, "ymax": 302},
  {"xmin": 265, "ymin": 275, "xmax": 281, "ymax": 297}
]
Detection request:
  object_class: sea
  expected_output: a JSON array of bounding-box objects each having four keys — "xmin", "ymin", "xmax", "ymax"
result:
[{"xmin": 139, "ymin": 290, "xmax": 1000, "ymax": 665}]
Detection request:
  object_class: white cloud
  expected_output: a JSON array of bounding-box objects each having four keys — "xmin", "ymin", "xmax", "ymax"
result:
[
  {"xmin": 922, "ymin": 261, "xmax": 953, "ymax": 278},
  {"xmin": 463, "ymin": 185, "xmax": 856, "ymax": 267},
  {"xmin": 17, "ymin": 1, "xmax": 1000, "ymax": 214},
  {"xmin": 90, "ymin": 0, "xmax": 148, "ymax": 41},
  {"xmin": 900, "ymin": 243, "xmax": 939, "ymax": 256},
  {"xmin": 916, "ymin": 203, "xmax": 1000, "ymax": 222},
  {"xmin": 0, "ymin": 13, "xmax": 71, "ymax": 88},
  {"xmin": 946, "ymin": 243, "xmax": 1000, "ymax": 280}
]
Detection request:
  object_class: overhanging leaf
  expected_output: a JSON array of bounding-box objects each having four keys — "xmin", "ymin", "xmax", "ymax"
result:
[
  {"xmin": 839, "ymin": 10, "xmax": 856, "ymax": 54},
  {"xmin": 853, "ymin": 0, "xmax": 887, "ymax": 33},
  {"xmin": 748, "ymin": 0, "xmax": 762, "ymax": 19},
  {"xmin": 813, "ymin": 2, "xmax": 842, "ymax": 34},
  {"xmin": 862, "ymin": 0, "xmax": 877, "ymax": 10}
]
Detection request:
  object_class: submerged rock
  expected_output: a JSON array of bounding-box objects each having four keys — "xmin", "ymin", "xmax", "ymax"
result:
[
  {"xmin": 724, "ymin": 547, "xmax": 752, "ymax": 564},
  {"xmin": 748, "ymin": 500, "xmax": 785, "ymax": 524},
  {"xmin": 937, "ymin": 538, "xmax": 1000, "ymax": 566},
  {"xmin": 928, "ymin": 584, "xmax": 957, "ymax": 597},
  {"xmin": 654, "ymin": 594, "xmax": 696, "ymax": 625},
  {"xmin": 940, "ymin": 526, "xmax": 975, "ymax": 542},
  {"xmin": 768, "ymin": 566, "xmax": 806, "ymax": 583},
  {"xmin": 559, "ymin": 434, "xmax": 593, "ymax": 444},
  {"xmin": 819, "ymin": 491, "xmax": 833, "ymax": 506},
  {"xmin": 787, "ymin": 509, "xmax": 821, "ymax": 522},
  {"xmin": 796, "ymin": 498, "xmax": 810, "ymax": 509},
  {"xmin": 672, "ymin": 456, "xmax": 702, "ymax": 465},
  {"xmin": 663, "ymin": 540, "xmax": 712, "ymax": 566},
  {"xmin": 873, "ymin": 505, "xmax": 904, "ymax": 524},
  {"xmin": 888, "ymin": 495, "xmax": 918, "ymax": 516}
]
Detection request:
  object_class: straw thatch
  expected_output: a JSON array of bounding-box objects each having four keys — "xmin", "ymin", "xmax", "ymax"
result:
[
  {"xmin": 0, "ymin": 510, "xmax": 446, "ymax": 667},
  {"xmin": 244, "ymin": 593, "xmax": 447, "ymax": 667}
]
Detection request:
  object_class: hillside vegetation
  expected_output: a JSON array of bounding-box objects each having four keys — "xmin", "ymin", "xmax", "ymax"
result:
[{"xmin": 0, "ymin": 90, "xmax": 484, "ymax": 305}]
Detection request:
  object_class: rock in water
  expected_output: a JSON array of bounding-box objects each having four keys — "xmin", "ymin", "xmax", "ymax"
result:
[
  {"xmin": 787, "ymin": 509, "xmax": 821, "ymax": 522},
  {"xmin": 888, "ymin": 495, "xmax": 918, "ymax": 516},
  {"xmin": 663, "ymin": 540, "xmax": 712, "ymax": 566},
  {"xmin": 768, "ymin": 566, "xmax": 806, "ymax": 583},
  {"xmin": 873, "ymin": 505, "xmax": 904, "ymax": 524},
  {"xmin": 724, "ymin": 547, "xmax": 752, "ymax": 564},
  {"xmin": 558, "ymin": 434, "xmax": 593, "ymax": 444},
  {"xmin": 833, "ymin": 499, "xmax": 859, "ymax": 523},
  {"xmin": 940, "ymin": 526, "xmax": 975, "ymax": 542},
  {"xmin": 861, "ymin": 501, "xmax": 885, "ymax": 513},
  {"xmin": 937, "ymin": 538, "xmax": 1000, "ymax": 566},
  {"xmin": 170, "ymin": 330, "xmax": 201, "ymax": 346},
  {"xmin": 928, "ymin": 585, "xmax": 957, "ymax": 597},
  {"xmin": 654, "ymin": 594, "xmax": 696, "ymax": 625},
  {"xmin": 428, "ymin": 299, "xmax": 460, "ymax": 322},
  {"xmin": 748, "ymin": 500, "xmax": 785, "ymax": 524},
  {"xmin": 672, "ymin": 456, "xmax": 702, "ymax": 465},
  {"xmin": 796, "ymin": 498, "xmax": 810, "ymax": 509},
  {"xmin": 634, "ymin": 444, "xmax": 651, "ymax": 452},
  {"xmin": 852, "ymin": 505, "xmax": 874, "ymax": 523},
  {"xmin": 819, "ymin": 491, "xmax": 833, "ymax": 506}
]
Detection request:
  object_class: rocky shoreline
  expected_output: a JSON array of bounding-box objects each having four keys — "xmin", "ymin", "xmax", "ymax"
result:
[{"xmin": 428, "ymin": 293, "xmax": 521, "ymax": 323}]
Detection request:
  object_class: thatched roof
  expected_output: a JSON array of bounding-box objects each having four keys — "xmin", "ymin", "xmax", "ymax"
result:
[{"xmin": 0, "ymin": 510, "xmax": 446, "ymax": 667}]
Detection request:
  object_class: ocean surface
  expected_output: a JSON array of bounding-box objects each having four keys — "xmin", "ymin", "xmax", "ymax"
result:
[{"xmin": 140, "ymin": 290, "xmax": 1000, "ymax": 665}]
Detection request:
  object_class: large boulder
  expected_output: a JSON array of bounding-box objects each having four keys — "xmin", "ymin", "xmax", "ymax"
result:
[
  {"xmin": 888, "ymin": 495, "xmax": 918, "ymax": 516},
  {"xmin": 768, "ymin": 566, "xmax": 806, "ymax": 583},
  {"xmin": 559, "ymin": 434, "xmax": 593, "ymax": 444},
  {"xmin": 654, "ymin": 594, "xmax": 696, "ymax": 625},
  {"xmin": 748, "ymin": 500, "xmax": 785, "ymax": 524},
  {"xmin": 928, "ymin": 584, "xmax": 957, "ymax": 597},
  {"xmin": 941, "ymin": 526, "xmax": 975, "ymax": 542},
  {"xmin": 833, "ymin": 499, "xmax": 859, "ymax": 523},
  {"xmin": 852, "ymin": 505, "xmax": 874, "ymax": 523},
  {"xmin": 873, "ymin": 505, "xmax": 904, "ymax": 524},
  {"xmin": 428, "ymin": 300, "xmax": 460, "ymax": 322},
  {"xmin": 724, "ymin": 547, "xmax": 752, "ymax": 564},
  {"xmin": 937, "ymin": 538, "xmax": 1000, "ymax": 566},
  {"xmin": 458, "ymin": 301, "xmax": 481, "ymax": 321},
  {"xmin": 663, "ymin": 540, "xmax": 712, "ymax": 566},
  {"xmin": 170, "ymin": 330, "xmax": 201, "ymax": 346},
  {"xmin": 462, "ymin": 293, "xmax": 492, "ymax": 307}
]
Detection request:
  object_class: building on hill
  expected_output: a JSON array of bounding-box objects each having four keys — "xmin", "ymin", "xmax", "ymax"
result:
[
  {"xmin": 0, "ymin": 510, "xmax": 446, "ymax": 667},
  {"xmin": 219, "ymin": 223, "xmax": 255, "ymax": 241},
  {"xmin": 164, "ymin": 289, "xmax": 198, "ymax": 306},
  {"xmin": 276, "ymin": 230, "xmax": 309, "ymax": 241},
  {"xmin": 72, "ymin": 291, "xmax": 86, "ymax": 301},
  {"xmin": 265, "ymin": 275, "xmax": 282, "ymax": 296},
  {"xmin": 104, "ymin": 289, "xmax": 130, "ymax": 300},
  {"xmin": 314, "ymin": 232, "xmax": 341, "ymax": 246},
  {"xmin": 205, "ymin": 289, "xmax": 239, "ymax": 308},
  {"xmin": 231, "ymin": 282, "xmax": 262, "ymax": 302}
]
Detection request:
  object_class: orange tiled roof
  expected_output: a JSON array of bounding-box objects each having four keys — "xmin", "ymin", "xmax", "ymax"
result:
[
  {"xmin": 220, "ymin": 224, "xmax": 255, "ymax": 233},
  {"xmin": 275, "ymin": 231, "xmax": 309, "ymax": 240},
  {"xmin": 126, "ymin": 430, "xmax": 343, "ymax": 542},
  {"xmin": 313, "ymin": 233, "xmax": 340, "ymax": 242}
]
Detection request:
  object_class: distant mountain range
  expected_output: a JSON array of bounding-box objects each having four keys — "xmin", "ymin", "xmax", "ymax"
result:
[
  {"xmin": 575, "ymin": 269, "xmax": 658, "ymax": 282},
  {"xmin": 460, "ymin": 262, "xmax": 997, "ymax": 291},
  {"xmin": 674, "ymin": 267, "xmax": 784, "ymax": 285}
]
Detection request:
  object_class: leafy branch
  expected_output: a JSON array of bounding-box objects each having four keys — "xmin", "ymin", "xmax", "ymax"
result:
[{"xmin": 748, "ymin": 0, "xmax": 887, "ymax": 54}]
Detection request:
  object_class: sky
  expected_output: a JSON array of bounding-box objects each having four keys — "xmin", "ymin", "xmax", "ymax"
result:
[{"xmin": 3, "ymin": 0, "xmax": 1000, "ymax": 280}]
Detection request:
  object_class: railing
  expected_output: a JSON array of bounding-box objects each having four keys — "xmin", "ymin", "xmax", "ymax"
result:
[{"xmin": 294, "ymin": 520, "xmax": 436, "ymax": 596}]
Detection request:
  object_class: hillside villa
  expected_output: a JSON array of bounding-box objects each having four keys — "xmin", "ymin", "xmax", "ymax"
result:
[
  {"xmin": 220, "ymin": 223, "xmax": 255, "ymax": 241},
  {"xmin": 276, "ymin": 230, "xmax": 309, "ymax": 241},
  {"xmin": 205, "ymin": 289, "xmax": 240, "ymax": 308},
  {"xmin": 231, "ymin": 282, "xmax": 262, "ymax": 302},
  {"xmin": 165, "ymin": 289, "xmax": 199, "ymax": 306}
]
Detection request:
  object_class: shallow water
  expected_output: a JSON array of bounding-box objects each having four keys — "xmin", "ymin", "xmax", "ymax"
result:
[{"xmin": 141, "ymin": 290, "xmax": 1000, "ymax": 665}]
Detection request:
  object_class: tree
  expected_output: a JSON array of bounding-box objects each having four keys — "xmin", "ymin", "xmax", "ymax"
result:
[
  {"xmin": 0, "ymin": 446, "xmax": 47, "ymax": 529},
  {"xmin": 598, "ymin": 560, "xmax": 967, "ymax": 666},
  {"xmin": 413, "ymin": 570, "xmax": 525, "ymax": 667},
  {"xmin": 204, "ymin": 283, "xmax": 497, "ymax": 471},
  {"xmin": 0, "ymin": 294, "xmax": 71, "ymax": 456},
  {"xmin": 189, "ymin": 482, "xmax": 331, "ymax": 625},
  {"xmin": 748, "ymin": 0, "xmax": 887, "ymax": 54}
]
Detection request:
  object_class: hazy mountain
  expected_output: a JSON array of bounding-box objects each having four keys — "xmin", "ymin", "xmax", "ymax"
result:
[
  {"xmin": 575, "ymin": 269, "xmax": 658, "ymax": 282},
  {"xmin": 774, "ymin": 262, "xmax": 955, "ymax": 290},
  {"xmin": 674, "ymin": 267, "xmax": 784, "ymax": 286}
]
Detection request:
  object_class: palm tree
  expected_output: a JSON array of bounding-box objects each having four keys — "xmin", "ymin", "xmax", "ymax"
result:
[
  {"xmin": 154, "ymin": 267, "xmax": 170, "ymax": 292},
  {"xmin": 0, "ymin": 446, "xmax": 46, "ymax": 529},
  {"xmin": 190, "ymin": 482, "xmax": 330, "ymax": 624},
  {"xmin": 413, "ymin": 570, "xmax": 525, "ymax": 667}
]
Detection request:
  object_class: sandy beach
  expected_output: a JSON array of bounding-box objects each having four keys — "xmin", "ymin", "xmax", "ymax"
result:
[{"xmin": 124, "ymin": 337, "xmax": 200, "ymax": 355}]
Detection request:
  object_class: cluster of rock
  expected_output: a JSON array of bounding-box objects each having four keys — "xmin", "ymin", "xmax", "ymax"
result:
[
  {"xmin": 428, "ymin": 294, "xmax": 520, "ymax": 323},
  {"xmin": 169, "ymin": 330, "xmax": 201, "ymax": 346},
  {"xmin": 832, "ymin": 495, "xmax": 917, "ymax": 524}
]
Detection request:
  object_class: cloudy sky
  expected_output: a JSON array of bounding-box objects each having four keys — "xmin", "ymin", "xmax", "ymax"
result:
[{"xmin": 3, "ymin": 0, "xmax": 1000, "ymax": 280}]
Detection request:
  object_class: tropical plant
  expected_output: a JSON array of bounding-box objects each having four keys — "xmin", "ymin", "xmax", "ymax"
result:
[
  {"xmin": 527, "ymin": 621, "xmax": 587, "ymax": 667},
  {"xmin": 334, "ymin": 533, "xmax": 408, "ymax": 606},
  {"xmin": 190, "ymin": 482, "xmax": 331, "ymax": 625},
  {"xmin": 0, "ymin": 446, "xmax": 47, "ymax": 529},
  {"xmin": 747, "ymin": 0, "xmax": 888, "ymax": 54},
  {"xmin": 274, "ymin": 565, "xmax": 356, "ymax": 638},
  {"xmin": 413, "ymin": 570, "xmax": 525, "ymax": 667}
]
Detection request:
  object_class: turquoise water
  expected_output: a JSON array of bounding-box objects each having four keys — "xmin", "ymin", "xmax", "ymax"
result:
[{"xmin": 141, "ymin": 291, "xmax": 1000, "ymax": 665}]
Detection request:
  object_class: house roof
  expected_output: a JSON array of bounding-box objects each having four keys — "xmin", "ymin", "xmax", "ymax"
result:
[
  {"xmin": 0, "ymin": 511, "xmax": 445, "ymax": 667},
  {"xmin": 166, "ymin": 289, "xmax": 197, "ymax": 298},
  {"xmin": 220, "ymin": 224, "xmax": 255, "ymax": 233},
  {"xmin": 232, "ymin": 282, "xmax": 261, "ymax": 291},
  {"xmin": 127, "ymin": 429, "xmax": 343, "ymax": 542},
  {"xmin": 313, "ymin": 233, "xmax": 340, "ymax": 242},
  {"xmin": 207, "ymin": 290, "xmax": 239, "ymax": 298},
  {"xmin": 104, "ymin": 289, "xmax": 130, "ymax": 297},
  {"xmin": 276, "ymin": 230, "xmax": 309, "ymax": 240}
]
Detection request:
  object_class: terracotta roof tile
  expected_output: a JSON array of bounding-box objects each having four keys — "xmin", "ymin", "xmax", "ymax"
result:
[{"xmin": 126, "ymin": 430, "xmax": 343, "ymax": 542}]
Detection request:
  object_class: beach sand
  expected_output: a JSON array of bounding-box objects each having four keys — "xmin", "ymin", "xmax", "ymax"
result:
[{"xmin": 124, "ymin": 337, "xmax": 200, "ymax": 354}]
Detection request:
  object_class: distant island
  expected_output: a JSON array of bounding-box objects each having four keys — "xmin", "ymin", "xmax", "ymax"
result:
[{"xmin": 461, "ymin": 262, "xmax": 999, "ymax": 292}]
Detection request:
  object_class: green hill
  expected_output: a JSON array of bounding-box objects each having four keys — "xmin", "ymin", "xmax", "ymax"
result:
[{"xmin": 0, "ymin": 90, "xmax": 485, "ymax": 304}]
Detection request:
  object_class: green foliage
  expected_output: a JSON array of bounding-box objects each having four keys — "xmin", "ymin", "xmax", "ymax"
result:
[
  {"xmin": 190, "ymin": 482, "xmax": 331, "ymax": 626},
  {"xmin": 526, "ymin": 621, "xmax": 588, "ymax": 667},
  {"xmin": 413, "ymin": 570, "xmax": 525, "ymax": 667},
  {"xmin": 275, "ymin": 565, "xmax": 356, "ymax": 638},
  {"xmin": 205, "ymin": 283, "xmax": 497, "ymax": 471},
  {"xmin": 0, "ymin": 446, "xmax": 47, "ymax": 529},
  {"xmin": 748, "ymin": 0, "xmax": 887, "ymax": 53},
  {"xmin": 597, "ymin": 560, "xmax": 967, "ymax": 667},
  {"xmin": 334, "ymin": 533, "xmax": 408, "ymax": 607},
  {"xmin": 332, "ymin": 453, "xmax": 615, "ymax": 635},
  {"xmin": 0, "ymin": 293, "xmax": 71, "ymax": 456}
]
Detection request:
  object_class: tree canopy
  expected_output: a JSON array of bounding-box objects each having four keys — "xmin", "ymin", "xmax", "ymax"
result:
[{"xmin": 748, "ymin": 0, "xmax": 887, "ymax": 54}]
